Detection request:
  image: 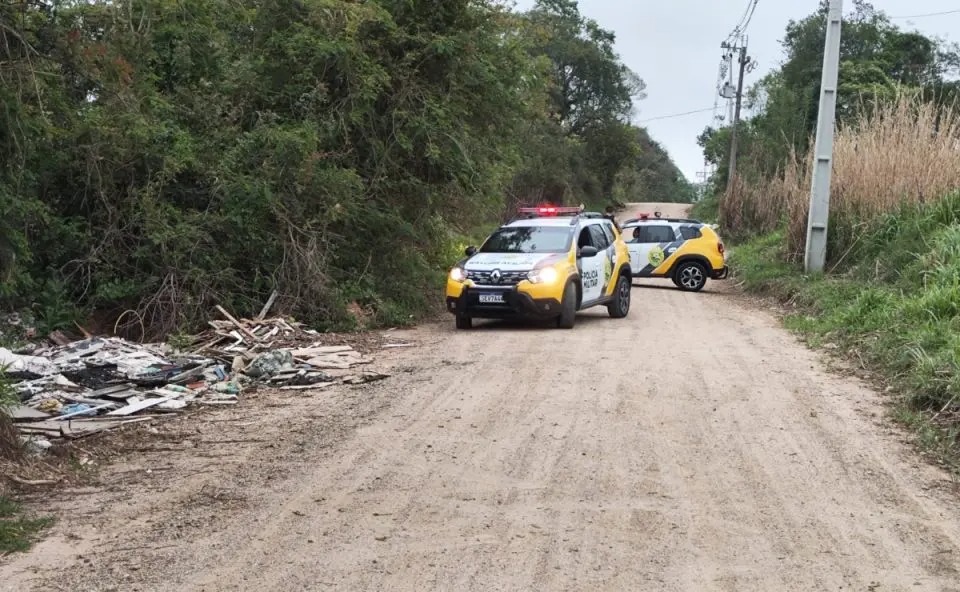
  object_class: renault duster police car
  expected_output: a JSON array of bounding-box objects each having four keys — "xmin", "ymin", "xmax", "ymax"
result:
[
  {"xmin": 445, "ymin": 207, "xmax": 633, "ymax": 329},
  {"xmin": 621, "ymin": 213, "xmax": 727, "ymax": 292}
]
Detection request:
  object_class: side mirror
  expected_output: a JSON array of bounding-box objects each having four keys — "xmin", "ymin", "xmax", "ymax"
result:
[
  {"xmin": 465, "ymin": 246, "xmax": 478, "ymax": 257},
  {"xmin": 578, "ymin": 246, "xmax": 599, "ymax": 258}
]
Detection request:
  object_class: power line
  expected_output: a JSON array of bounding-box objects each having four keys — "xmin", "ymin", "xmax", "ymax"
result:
[
  {"xmin": 725, "ymin": 0, "xmax": 760, "ymax": 45},
  {"xmin": 741, "ymin": 0, "xmax": 760, "ymax": 33},
  {"xmin": 639, "ymin": 107, "xmax": 716, "ymax": 123},
  {"xmin": 889, "ymin": 9, "xmax": 960, "ymax": 19}
]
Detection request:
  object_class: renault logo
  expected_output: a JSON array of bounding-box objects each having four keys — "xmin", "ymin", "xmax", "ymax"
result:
[{"xmin": 491, "ymin": 269, "xmax": 502, "ymax": 284}]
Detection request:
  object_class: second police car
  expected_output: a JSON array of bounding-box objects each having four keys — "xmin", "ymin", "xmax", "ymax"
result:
[
  {"xmin": 445, "ymin": 207, "xmax": 633, "ymax": 329},
  {"xmin": 621, "ymin": 213, "xmax": 728, "ymax": 292}
]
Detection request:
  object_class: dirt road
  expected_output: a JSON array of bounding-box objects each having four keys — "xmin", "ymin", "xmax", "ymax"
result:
[{"xmin": 4, "ymin": 203, "xmax": 960, "ymax": 591}]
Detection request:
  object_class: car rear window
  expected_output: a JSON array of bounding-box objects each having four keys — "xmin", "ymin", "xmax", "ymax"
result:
[
  {"xmin": 480, "ymin": 226, "xmax": 572, "ymax": 254},
  {"xmin": 679, "ymin": 226, "xmax": 703, "ymax": 240}
]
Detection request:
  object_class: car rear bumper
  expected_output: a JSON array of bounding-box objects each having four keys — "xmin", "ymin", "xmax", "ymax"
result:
[
  {"xmin": 711, "ymin": 266, "xmax": 729, "ymax": 280},
  {"xmin": 447, "ymin": 288, "xmax": 562, "ymax": 320}
]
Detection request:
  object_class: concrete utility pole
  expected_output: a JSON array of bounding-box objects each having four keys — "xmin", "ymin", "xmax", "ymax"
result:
[
  {"xmin": 804, "ymin": 0, "xmax": 844, "ymax": 273},
  {"xmin": 724, "ymin": 42, "xmax": 749, "ymax": 196}
]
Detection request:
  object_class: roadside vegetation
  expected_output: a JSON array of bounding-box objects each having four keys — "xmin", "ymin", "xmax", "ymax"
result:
[
  {"xmin": 0, "ymin": 0, "xmax": 692, "ymax": 338},
  {"xmin": 1, "ymin": 370, "xmax": 54, "ymax": 554},
  {"xmin": 0, "ymin": 494, "xmax": 54, "ymax": 555},
  {"xmin": 704, "ymin": 1, "xmax": 960, "ymax": 465}
]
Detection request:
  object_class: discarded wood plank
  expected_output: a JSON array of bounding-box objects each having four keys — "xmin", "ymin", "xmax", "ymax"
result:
[
  {"xmin": 99, "ymin": 389, "xmax": 140, "ymax": 401},
  {"xmin": 70, "ymin": 415, "xmax": 160, "ymax": 424},
  {"xmin": 9, "ymin": 405, "xmax": 51, "ymax": 421},
  {"xmin": 90, "ymin": 384, "xmax": 137, "ymax": 398},
  {"xmin": 7, "ymin": 475, "xmax": 60, "ymax": 486},
  {"xmin": 196, "ymin": 400, "xmax": 237, "ymax": 405},
  {"xmin": 304, "ymin": 358, "xmax": 352, "ymax": 370},
  {"xmin": 49, "ymin": 330, "xmax": 72, "ymax": 346},
  {"xmin": 215, "ymin": 305, "xmax": 259, "ymax": 341},
  {"xmin": 107, "ymin": 397, "xmax": 174, "ymax": 417},
  {"xmin": 279, "ymin": 383, "xmax": 335, "ymax": 391},
  {"xmin": 292, "ymin": 346, "xmax": 354, "ymax": 357},
  {"xmin": 60, "ymin": 420, "xmax": 128, "ymax": 438},
  {"xmin": 257, "ymin": 290, "xmax": 279, "ymax": 321},
  {"xmin": 191, "ymin": 334, "xmax": 227, "ymax": 354},
  {"xmin": 16, "ymin": 420, "xmax": 67, "ymax": 435},
  {"xmin": 382, "ymin": 343, "xmax": 415, "ymax": 348}
]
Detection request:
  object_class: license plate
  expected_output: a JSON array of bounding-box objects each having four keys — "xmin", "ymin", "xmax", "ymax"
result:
[{"xmin": 479, "ymin": 293, "xmax": 505, "ymax": 304}]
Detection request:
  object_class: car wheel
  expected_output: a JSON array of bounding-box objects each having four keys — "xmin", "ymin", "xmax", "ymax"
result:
[
  {"xmin": 674, "ymin": 261, "xmax": 708, "ymax": 292},
  {"xmin": 556, "ymin": 282, "xmax": 577, "ymax": 329},
  {"xmin": 607, "ymin": 274, "xmax": 631, "ymax": 318},
  {"xmin": 455, "ymin": 315, "xmax": 473, "ymax": 330}
]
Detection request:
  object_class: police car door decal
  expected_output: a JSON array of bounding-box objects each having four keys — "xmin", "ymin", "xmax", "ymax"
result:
[
  {"xmin": 581, "ymin": 251, "xmax": 605, "ymax": 302},
  {"xmin": 631, "ymin": 224, "xmax": 686, "ymax": 277}
]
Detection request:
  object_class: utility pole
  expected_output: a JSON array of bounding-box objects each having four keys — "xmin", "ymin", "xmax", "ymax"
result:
[
  {"xmin": 804, "ymin": 0, "xmax": 843, "ymax": 273},
  {"xmin": 726, "ymin": 53, "xmax": 735, "ymax": 124},
  {"xmin": 723, "ymin": 41, "xmax": 749, "ymax": 196}
]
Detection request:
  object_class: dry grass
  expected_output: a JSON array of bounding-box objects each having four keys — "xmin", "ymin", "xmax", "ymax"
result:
[{"xmin": 723, "ymin": 93, "xmax": 960, "ymax": 261}]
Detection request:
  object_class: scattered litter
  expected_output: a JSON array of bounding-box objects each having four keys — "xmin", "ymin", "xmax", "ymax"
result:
[
  {"xmin": 245, "ymin": 350, "xmax": 294, "ymax": 378},
  {"xmin": 5, "ymin": 304, "xmax": 391, "ymax": 446}
]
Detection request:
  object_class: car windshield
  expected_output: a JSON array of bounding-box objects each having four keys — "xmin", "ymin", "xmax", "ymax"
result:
[{"xmin": 480, "ymin": 226, "xmax": 572, "ymax": 254}]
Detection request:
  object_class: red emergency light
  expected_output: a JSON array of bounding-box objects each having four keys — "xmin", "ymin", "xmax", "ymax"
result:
[{"xmin": 517, "ymin": 206, "xmax": 582, "ymax": 217}]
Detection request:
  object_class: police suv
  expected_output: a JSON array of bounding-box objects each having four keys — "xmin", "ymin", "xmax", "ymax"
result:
[{"xmin": 445, "ymin": 207, "xmax": 633, "ymax": 329}]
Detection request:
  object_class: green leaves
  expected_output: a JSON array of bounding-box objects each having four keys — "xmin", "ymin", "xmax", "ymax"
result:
[{"xmin": 0, "ymin": 0, "xmax": 667, "ymax": 333}]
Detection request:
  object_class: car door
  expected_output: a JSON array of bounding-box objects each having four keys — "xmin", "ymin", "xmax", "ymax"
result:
[
  {"xmin": 596, "ymin": 222, "xmax": 619, "ymax": 297},
  {"xmin": 627, "ymin": 224, "xmax": 679, "ymax": 277},
  {"xmin": 576, "ymin": 224, "xmax": 607, "ymax": 304}
]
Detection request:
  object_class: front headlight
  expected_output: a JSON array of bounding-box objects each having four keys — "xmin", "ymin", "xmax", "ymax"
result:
[
  {"xmin": 449, "ymin": 267, "xmax": 466, "ymax": 282},
  {"xmin": 527, "ymin": 266, "xmax": 559, "ymax": 284}
]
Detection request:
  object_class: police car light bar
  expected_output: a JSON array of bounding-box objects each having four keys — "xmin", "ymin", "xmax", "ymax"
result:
[{"xmin": 517, "ymin": 206, "xmax": 583, "ymax": 217}]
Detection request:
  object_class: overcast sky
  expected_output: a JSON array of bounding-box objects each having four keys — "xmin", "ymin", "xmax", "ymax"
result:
[{"xmin": 512, "ymin": 0, "xmax": 960, "ymax": 182}]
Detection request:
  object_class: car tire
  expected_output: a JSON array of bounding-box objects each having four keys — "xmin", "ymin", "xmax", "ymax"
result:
[
  {"xmin": 607, "ymin": 273, "xmax": 631, "ymax": 318},
  {"xmin": 556, "ymin": 282, "xmax": 577, "ymax": 329},
  {"xmin": 455, "ymin": 315, "xmax": 473, "ymax": 330},
  {"xmin": 674, "ymin": 261, "xmax": 708, "ymax": 292}
]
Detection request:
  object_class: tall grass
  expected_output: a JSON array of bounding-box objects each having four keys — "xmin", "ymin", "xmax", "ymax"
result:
[{"xmin": 722, "ymin": 93, "xmax": 960, "ymax": 261}]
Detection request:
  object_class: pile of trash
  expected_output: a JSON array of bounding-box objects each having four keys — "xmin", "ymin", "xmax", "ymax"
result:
[{"xmin": 3, "ymin": 306, "xmax": 389, "ymax": 444}]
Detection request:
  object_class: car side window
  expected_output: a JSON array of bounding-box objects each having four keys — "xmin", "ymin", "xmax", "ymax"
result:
[
  {"xmin": 588, "ymin": 225, "xmax": 609, "ymax": 250},
  {"xmin": 577, "ymin": 227, "xmax": 595, "ymax": 249},
  {"xmin": 679, "ymin": 226, "xmax": 702, "ymax": 240},
  {"xmin": 634, "ymin": 225, "xmax": 676, "ymax": 244},
  {"xmin": 600, "ymin": 222, "xmax": 617, "ymax": 244}
]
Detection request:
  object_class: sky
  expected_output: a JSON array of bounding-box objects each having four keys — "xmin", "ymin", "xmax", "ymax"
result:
[{"xmin": 512, "ymin": 0, "xmax": 960, "ymax": 182}]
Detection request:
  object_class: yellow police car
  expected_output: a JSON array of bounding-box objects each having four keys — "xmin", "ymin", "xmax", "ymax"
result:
[
  {"xmin": 621, "ymin": 213, "xmax": 728, "ymax": 292},
  {"xmin": 446, "ymin": 207, "xmax": 633, "ymax": 329}
]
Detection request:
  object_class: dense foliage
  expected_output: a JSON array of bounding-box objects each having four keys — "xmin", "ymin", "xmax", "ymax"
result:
[{"xmin": 0, "ymin": 0, "xmax": 688, "ymax": 335}]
